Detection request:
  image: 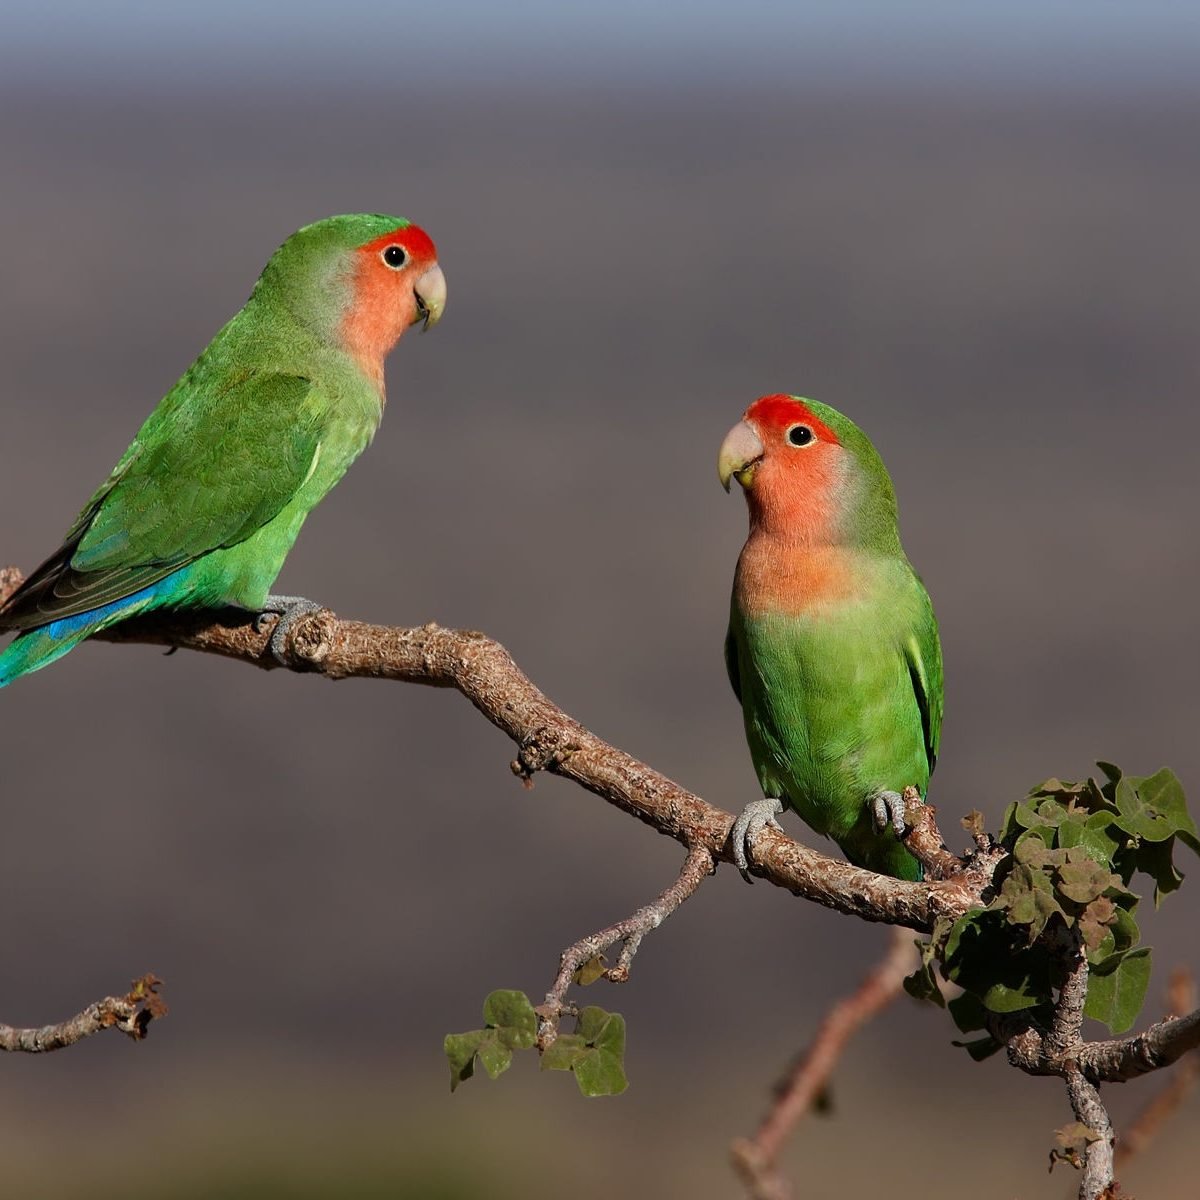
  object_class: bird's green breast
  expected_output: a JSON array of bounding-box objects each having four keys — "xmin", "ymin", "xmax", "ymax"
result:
[{"xmin": 731, "ymin": 551, "xmax": 931, "ymax": 847}]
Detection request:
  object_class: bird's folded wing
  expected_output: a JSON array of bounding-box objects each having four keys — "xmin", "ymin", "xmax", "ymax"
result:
[
  {"xmin": 0, "ymin": 373, "xmax": 318, "ymax": 629},
  {"xmin": 904, "ymin": 581, "xmax": 944, "ymax": 774}
]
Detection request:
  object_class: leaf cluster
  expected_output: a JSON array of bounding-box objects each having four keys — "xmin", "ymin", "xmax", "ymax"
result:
[
  {"xmin": 444, "ymin": 990, "xmax": 628, "ymax": 1098},
  {"xmin": 907, "ymin": 764, "xmax": 1198, "ymax": 1054}
]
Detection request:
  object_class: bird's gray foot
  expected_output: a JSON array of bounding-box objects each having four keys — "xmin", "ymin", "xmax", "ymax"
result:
[
  {"xmin": 256, "ymin": 594, "xmax": 324, "ymax": 664},
  {"xmin": 731, "ymin": 796, "xmax": 785, "ymax": 882},
  {"xmin": 870, "ymin": 789, "xmax": 911, "ymax": 838}
]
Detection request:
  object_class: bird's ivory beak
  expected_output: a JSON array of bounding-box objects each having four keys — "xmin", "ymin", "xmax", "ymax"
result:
[
  {"xmin": 718, "ymin": 420, "xmax": 765, "ymax": 492},
  {"xmin": 413, "ymin": 263, "xmax": 447, "ymax": 331}
]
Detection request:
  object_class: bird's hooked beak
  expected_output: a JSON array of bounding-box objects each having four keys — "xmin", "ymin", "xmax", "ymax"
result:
[
  {"xmin": 413, "ymin": 263, "xmax": 447, "ymax": 331},
  {"xmin": 718, "ymin": 420, "xmax": 765, "ymax": 492}
]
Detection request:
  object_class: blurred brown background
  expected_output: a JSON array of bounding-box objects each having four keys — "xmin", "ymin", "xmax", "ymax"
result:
[{"xmin": 1, "ymin": 4, "xmax": 1199, "ymax": 1197}]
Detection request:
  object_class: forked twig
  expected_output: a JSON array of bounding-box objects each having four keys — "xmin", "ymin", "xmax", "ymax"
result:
[{"xmin": 536, "ymin": 845, "xmax": 714, "ymax": 1047}]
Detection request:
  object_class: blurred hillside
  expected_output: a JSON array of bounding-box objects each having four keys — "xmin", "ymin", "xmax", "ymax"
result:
[{"xmin": 1, "ymin": 24, "xmax": 1199, "ymax": 1199}]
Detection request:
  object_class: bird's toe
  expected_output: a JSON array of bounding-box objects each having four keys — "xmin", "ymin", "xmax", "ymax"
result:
[
  {"xmin": 871, "ymin": 790, "xmax": 909, "ymax": 837},
  {"xmin": 730, "ymin": 796, "xmax": 785, "ymax": 881},
  {"xmin": 259, "ymin": 594, "xmax": 324, "ymax": 664}
]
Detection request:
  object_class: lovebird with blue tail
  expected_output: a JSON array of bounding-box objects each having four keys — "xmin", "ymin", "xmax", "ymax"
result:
[
  {"xmin": 719, "ymin": 395, "xmax": 943, "ymax": 881},
  {"xmin": 0, "ymin": 213, "xmax": 446, "ymax": 686}
]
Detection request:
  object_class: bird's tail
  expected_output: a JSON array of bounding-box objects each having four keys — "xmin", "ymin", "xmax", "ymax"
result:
[
  {"xmin": 0, "ymin": 622, "xmax": 96, "ymax": 688},
  {"xmin": 0, "ymin": 575, "xmax": 184, "ymax": 688}
]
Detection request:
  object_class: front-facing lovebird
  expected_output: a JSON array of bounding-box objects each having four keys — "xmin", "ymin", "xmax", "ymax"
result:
[
  {"xmin": 719, "ymin": 394, "xmax": 943, "ymax": 881},
  {"xmin": 0, "ymin": 213, "xmax": 446, "ymax": 687}
]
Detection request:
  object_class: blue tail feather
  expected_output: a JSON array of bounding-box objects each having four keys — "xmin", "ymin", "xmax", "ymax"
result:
[{"xmin": 0, "ymin": 578, "xmax": 179, "ymax": 687}]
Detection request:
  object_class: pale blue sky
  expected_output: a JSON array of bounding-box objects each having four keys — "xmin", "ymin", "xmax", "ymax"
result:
[{"xmin": 4, "ymin": 1, "xmax": 1198, "ymax": 90}]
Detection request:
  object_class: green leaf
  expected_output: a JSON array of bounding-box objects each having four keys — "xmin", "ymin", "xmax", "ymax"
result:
[
  {"xmin": 1084, "ymin": 947, "xmax": 1153, "ymax": 1034},
  {"xmin": 570, "ymin": 1007, "xmax": 628, "ymax": 1097},
  {"xmin": 903, "ymin": 957, "xmax": 945, "ymax": 1007},
  {"xmin": 540, "ymin": 1033, "xmax": 587, "ymax": 1072},
  {"xmin": 1109, "ymin": 904, "xmax": 1140, "ymax": 953},
  {"xmin": 1135, "ymin": 837, "xmax": 1187, "ymax": 906},
  {"xmin": 477, "ymin": 1037, "xmax": 514, "ymax": 1079},
  {"xmin": 1009, "ymin": 799, "xmax": 1056, "ymax": 835},
  {"xmin": 444, "ymin": 990, "xmax": 539, "ymax": 1091},
  {"xmin": 1133, "ymin": 768, "xmax": 1197, "ymax": 842},
  {"xmin": 998, "ymin": 801, "xmax": 1021, "ymax": 843},
  {"xmin": 1112, "ymin": 777, "xmax": 1178, "ymax": 843},
  {"xmin": 577, "ymin": 1006, "xmax": 624, "ymax": 1051},
  {"xmin": 1080, "ymin": 776, "xmax": 1115, "ymax": 813},
  {"xmin": 1057, "ymin": 811, "xmax": 1122, "ymax": 866},
  {"xmin": 444, "ymin": 1031, "xmax": 485, "ymax": 1092},
  {"xmin": 1064, "ymin": 812, "xmax": 1122, "ymax": 868},
  {"xmin": 1034, "ymin": 798, "xmax": 1072, "ymax": 827},
  {"xmin": 573, "ymin": 1052, "xmax": 627, "ymax": 1096},
  {"xmin": 482, "ymin": 989, "xmax": 537, "ymax": 1049},
  {"xmin": 943, "ymin": 909, "xmax": 1054, "ymax": 1012},
  {"xmin": 947, "ymin": 991, "xmax": 988, "ymax": 1034}
]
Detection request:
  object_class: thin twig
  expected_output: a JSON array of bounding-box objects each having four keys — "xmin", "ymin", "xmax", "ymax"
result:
[
  {"xmin": 730, "ymin": 927, "xmax": 917, "ymax": 1200},
  {"xmin": 0, "ymin": 975, "xmax": 166, "ymax": 1053},
  {"xmin": 1114, "ymin": 968, "xmax": 1200, "ymax": 1170},
  {"xmin": 536, "ymin": 845, "xmax": 714, "ymax": 1047},
  {"xmin": 0, "ymin": 567, "xmax": 995, "ymax": 934}
]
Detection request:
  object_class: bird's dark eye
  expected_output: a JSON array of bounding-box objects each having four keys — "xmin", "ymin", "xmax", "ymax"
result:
[
  {"xmin": 787, "ymin": 425, "xmax": 814, "ymax": 447},
  {"xmin": 382, "ymin": 245, "xmax": 407, "ymax": 269}
]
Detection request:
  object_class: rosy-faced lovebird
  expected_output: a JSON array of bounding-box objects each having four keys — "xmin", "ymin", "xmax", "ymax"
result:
[
  {"xmin": 0, "ymin": 213, "xmax": 446, "ymax": 686},
  {"xmin": 719, "ymin": 395, "xmax": 943, "ymax": 881}
]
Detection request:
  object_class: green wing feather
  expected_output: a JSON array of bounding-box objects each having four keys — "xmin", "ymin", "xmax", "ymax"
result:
[
  {"xmin": 903, "ymin": 576, "xmax": 943, "ymax": 775},
  {"xmin": 1, "ymin": 373, "xmax": 318, "ymax": 629}
]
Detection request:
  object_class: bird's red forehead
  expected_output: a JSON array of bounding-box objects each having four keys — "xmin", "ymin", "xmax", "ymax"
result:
[
  {"xmin": 745, "ymin": 394, "xmax": 840, "ymax": 445},
  {"xmin": 357, "ymin": 224, "xmax": 438, "ymax": 263}
]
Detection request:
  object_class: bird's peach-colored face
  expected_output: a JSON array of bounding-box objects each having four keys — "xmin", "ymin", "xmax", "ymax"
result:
[
  {"xmin": 340, "ymin": 224, "xmax": 447, "ymax": 386},
  {"xmin": 719, "ymin": 394, "xmax": 847, "ymax": 539}
]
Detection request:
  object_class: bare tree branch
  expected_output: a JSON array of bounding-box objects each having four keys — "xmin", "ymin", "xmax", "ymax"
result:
[
  {"xmin": 536, "ymin": 845, "xmax": 714, "ymax": 1048},
  {"xmin": 0, "ymin": 566, "xmax": 993, "ymax": 934},
  {"xmin": 0, "ymin": 974, "xmax": 166, "ymax": 1053},
  {"xmin": 730, "ymin": 927, "xmax": 917, "ymax": 1200},
  {"xmin": 1076, "ymin": 1007, "xmax": 1200, "ymax": 1084}
]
